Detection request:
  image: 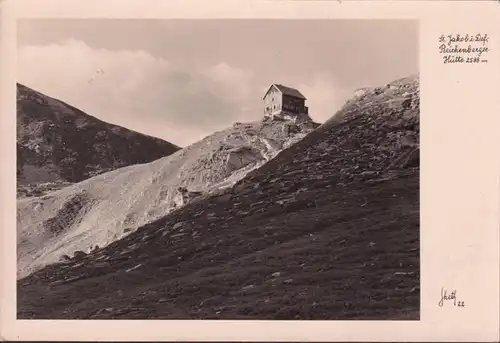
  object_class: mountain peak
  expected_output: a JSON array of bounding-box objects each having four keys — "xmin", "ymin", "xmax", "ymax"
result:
[{"xmin": 17, "ymin": 84, "xmax": 180, "ymax": 196}]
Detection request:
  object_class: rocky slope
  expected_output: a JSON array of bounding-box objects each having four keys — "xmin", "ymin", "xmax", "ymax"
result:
[
  {"xmin": 18, "ymin": 74, "xmax": 419, "ymax": 319},
  {"xmin": 17, "ymin": 114, "xmax": 318, "ymax": 279},
  {"xmin": 16, "ymin": 83, "xmax": 180, "ymax": 193}
]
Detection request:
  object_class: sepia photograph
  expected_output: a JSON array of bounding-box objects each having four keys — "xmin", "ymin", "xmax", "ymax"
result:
[{"xmin": 15, "ymin": 18, "xmax": 420, "ymax": 320}]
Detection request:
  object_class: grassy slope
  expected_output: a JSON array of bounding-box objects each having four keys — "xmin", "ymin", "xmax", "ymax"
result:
[{"xmin": 17, "ymin": 75, "xmax": 420, "ymax": 320}]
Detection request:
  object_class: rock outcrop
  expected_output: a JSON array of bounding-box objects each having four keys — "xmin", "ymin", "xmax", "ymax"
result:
[
  {"xmin": 17, "ymin": 113, "xmax": 318, "ymax": 279},
  {"xmin": 173, "ymin": 187, "xmax": 204, "ymax": 208}
]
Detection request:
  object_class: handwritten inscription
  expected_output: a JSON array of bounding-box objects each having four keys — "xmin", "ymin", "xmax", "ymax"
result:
[
  {"xmin": 438, "ymin": 33, "xmax": 489, "ymax": 64},
  {"xmin": 438, "ymin": 287, "xmax": 465, "ymax": 308}
]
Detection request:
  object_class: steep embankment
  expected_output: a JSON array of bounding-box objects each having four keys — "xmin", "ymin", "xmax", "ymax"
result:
[
  {"xmin": 18, "ymin": 74, "xmax": 419, "ymax": 320},
  {"xmin": 17, "ymin": 115, "xmax": 318, "ymax": 279},
  {"xmin": 16, "ymin": 83, "xmax": 180, "ymax": 196}
]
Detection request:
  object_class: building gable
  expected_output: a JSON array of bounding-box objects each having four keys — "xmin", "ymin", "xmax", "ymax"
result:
[{"xmin": 262, "ymin": 84, "xmax": 282, "ymax": 100}]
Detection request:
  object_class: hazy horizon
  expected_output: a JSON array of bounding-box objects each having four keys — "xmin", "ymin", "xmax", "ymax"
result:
[{"xmin": 17, "ymin": 19, "xmax": 418, "ymax": 146}]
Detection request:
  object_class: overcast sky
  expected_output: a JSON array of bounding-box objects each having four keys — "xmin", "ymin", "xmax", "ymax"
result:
[{"xmin": 17, "ymin": 19, "xmax": 418, "ymax": 146}]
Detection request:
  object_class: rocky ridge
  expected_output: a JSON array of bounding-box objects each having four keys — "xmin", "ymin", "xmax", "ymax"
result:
[
  {"xmin": 16, "ymin": 83, "xmax": 180, "ymax": 193},
  {"xmin": 18, "ymin": 75, "xmax": 420, "ymax": 320},
  {"xmin": 17, "ymin": 113, "xmax": 318, "ymax": 279}
]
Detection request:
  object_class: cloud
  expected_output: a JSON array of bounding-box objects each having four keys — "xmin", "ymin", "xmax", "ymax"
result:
[
  {"xmin": 17, "ymin": 39, "xmax": 258, "ymax": 146},
  {"xmin": 202, "ymin": 62, "xmax": 253, "ymax": 100},
  {"xmin": 17, "ymin": 39, "xmax": 355, "ymax": 146},
  {"xmin": 297, "ymin": 73, "xmax": 353, "ymax": 123}
]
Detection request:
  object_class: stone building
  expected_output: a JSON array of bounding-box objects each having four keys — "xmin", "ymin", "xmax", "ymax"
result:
[{"xmin": 263, "ymin": 84, "xmax": 308, "ymax": 116}]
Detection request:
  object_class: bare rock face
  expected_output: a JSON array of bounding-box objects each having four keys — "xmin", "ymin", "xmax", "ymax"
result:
[
  {"xmin": 173, "ymin": 187, "xmax": 204, "ymax": 208},
  {"xmin": 314, "ymin": 73, "xmax": 420, "ymax": 183},
  {"xmin": 16, "ymin": 83, "xmax": 180, "ymax": 195},
  {"xmin": 264, "ymin": 110, "xmax": 312, "ymax": 125},
  {"xmin": 18, "ymin": 74, "xmax": 419, "ymax": 320},
  {"xmin": 225, "ymin": 146, "xmax": 263, "ymax": 173},
  {"xmin": 17, "ymin": 110, "xmax": 319, "ymax": 279}
]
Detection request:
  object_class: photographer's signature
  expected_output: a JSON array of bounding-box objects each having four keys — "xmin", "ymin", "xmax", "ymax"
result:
[{"xmin": 438, "ymin": 287, "xmax": 465, "ymax": 308}]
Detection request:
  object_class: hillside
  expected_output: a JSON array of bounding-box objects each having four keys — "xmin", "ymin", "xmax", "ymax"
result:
[
  {"xmin": 16, "ymin": 83, "xmax": 180, "ymax": 195},
  {"xmin": 17, "ymin": 114, "xmax": 318, "ymax": 279},
  {"xmin": 18, "ymin": 74, "xmax": 420, "ymax": 320}
]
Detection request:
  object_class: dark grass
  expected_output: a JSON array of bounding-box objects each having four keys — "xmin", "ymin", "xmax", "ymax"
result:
[{"xmin": 18, "ymin": 173, "xmax": 419, "ymax": 320}]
